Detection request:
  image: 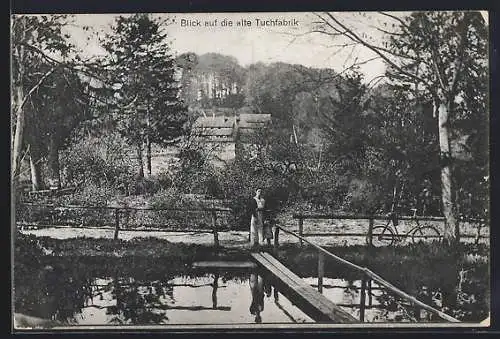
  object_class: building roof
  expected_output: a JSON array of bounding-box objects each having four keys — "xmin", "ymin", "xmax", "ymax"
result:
[
  {"xmin": 193, "ymin": 116, "xmax": 235, "ymax": 129},
  {"xmin": 236, "ymin": 113, "xmax": 271, "ymax": 129},
  {"xmin": 197, "ymin": 128, "xmax": 234, "ymax": 137},
  {"xmin": 193, "ymin": 113, "xmax": 271, "ymax": 141},
  {"xmin": 238, "ymin": 113, "xmax": 272, "ymax": 123}
]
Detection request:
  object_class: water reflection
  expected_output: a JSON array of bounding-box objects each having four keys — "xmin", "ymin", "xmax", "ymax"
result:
[
  {"xmin": 15, "ymin": 261, "xmax": 487, "ymax": 326},
  {"xmin": 249, "ymin": 273, "xmax": 264, "ymax": 323},
  {"xmin": 304, "ymin": 276, "xmax": 482, "ymax": 323},
  {"xmin": 15, "ymin": 265, "xmax": 313, "ymax": 326},
  {"xmin": 249, "ymin": 272, "xmax": 297, "ymax": 324}
]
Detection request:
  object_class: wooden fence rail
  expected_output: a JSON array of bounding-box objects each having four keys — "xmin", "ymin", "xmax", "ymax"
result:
[
  {"xmin": 273, "ymin": 224, "xmax": 461, "ymax": 323},
  {"xmin": 292, "ymin": 213, "xmax": 488, "ymax": 246},
  {"xmin": 17, "ymin": 203, "xmax": 231, "ymax": 245}
]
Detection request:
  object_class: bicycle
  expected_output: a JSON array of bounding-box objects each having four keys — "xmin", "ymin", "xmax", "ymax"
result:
[{"xmin": 367, "ymin": 210, "xmax": 442, "ymax": 247}]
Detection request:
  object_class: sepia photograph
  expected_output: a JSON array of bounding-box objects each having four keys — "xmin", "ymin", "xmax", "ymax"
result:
[{"xmin": 11, "ymin": 10, "xmax": 490, "ymax": 330}]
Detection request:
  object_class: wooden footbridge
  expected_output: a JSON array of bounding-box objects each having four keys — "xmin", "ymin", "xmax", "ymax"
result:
[
  {"xmin": 245, "ymin": 225, "xmax": 461, "ymax": 324},
  {"xmin": 194, "ymin": 225, "xmax": 460, "ymax": 324},
  {"xmin": 251, "ymin": 251, "xmax": 357, "ymax": 323}
]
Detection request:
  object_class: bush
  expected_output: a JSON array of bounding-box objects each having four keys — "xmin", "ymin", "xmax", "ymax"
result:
[
  {"xmin": 149, "ymin": 187, "xmax": 198, "ymax": 210},
  {"xmin": 60, "ymin": 134, "xmax": 135, "ymax": 192},
  {"xmin": 173, "ymin": 139, "xmax": 223, "ymax": 197},
  {"xmin": 128, "ymin": 175, "xmax": 162, "ymax": 196},
  {"xmin": 343, "ymin": 178, "xmax": 385, "ymax": 214},
  {"xmin": 53, "ymin": 183, "xmax": 117, "ymax": 207}
]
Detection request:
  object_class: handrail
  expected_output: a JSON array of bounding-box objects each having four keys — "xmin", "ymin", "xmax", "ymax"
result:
[{"xmin": 274, "ymin": 224, "xmax": 461, "ymax": 323}]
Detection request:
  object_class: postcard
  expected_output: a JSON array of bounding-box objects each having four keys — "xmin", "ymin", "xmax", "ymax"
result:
[{"xmin": 11, "ymin": 11, "xmax": 490, "ymax": 331}]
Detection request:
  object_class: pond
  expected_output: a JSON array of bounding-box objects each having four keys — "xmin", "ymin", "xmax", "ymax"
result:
[
  {"xmin": 14, "ymin": 257, "xmax": 487, "ymax": 327},
  {"xmin": 15, "ymin": 265, "xmax": 314, "ymax": 326}
]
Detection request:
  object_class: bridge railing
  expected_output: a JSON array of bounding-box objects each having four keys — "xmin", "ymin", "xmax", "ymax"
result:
[
  {"xmin": 16, "ymin": 203, "xmax": 232, "ymax": 247},
  {"xmin": 291, "ymin": 213, "xmax": 488, "ymax": 246},
  {"xmin": 272, "ymin": 224, "xmax": 461, "ymax": 323}
]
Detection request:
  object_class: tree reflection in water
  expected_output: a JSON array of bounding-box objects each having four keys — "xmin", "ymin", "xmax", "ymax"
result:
[
  {"xmin": 15, "ymin": 259, "xmax": 488, "ymax": 325},
  {"xmin": 106, "ymin": 273, "xmax": 168, "ymax": 325},
  {"xmin": 15, "ymin": 263, "xmax": 93, "ymax": 324},
  {"xmin": 16, "ymin": 263, "xmax": 174, "ymax": 325}
]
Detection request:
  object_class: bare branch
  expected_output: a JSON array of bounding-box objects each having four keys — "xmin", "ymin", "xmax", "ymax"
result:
[
  {"xmin": 321, "ymin": 12, "xmax": 431, "ymax": 87},
  {"xmin": 19, "ymin": 42, "xmax": 113, "ymax": 85},
  {"xmin": 378, "ymin": 12, "xmax": 411, "ymax": 30},
  {"xmin": 15, "ymin": 66, "xmax": 58, "ymax": 115},
  {"xmin": 419, "ymin": 20, "xmax": 448, "ymax": 92},
  {"xmin": 450, "ymin": 14, "xmax": 473, "ymax": 95}
]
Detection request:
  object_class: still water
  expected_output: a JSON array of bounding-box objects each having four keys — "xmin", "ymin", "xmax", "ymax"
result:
[
  {"xmin": 15, "ymin": 264, "xmax": 316, "ymax": 326},
  {"xmin": 14, "ymin": 261, "xmax": 471, "ymax": 326},
  {"xmin": 69, "ymin": 274, "xmax": 315, "ymax": 325}
]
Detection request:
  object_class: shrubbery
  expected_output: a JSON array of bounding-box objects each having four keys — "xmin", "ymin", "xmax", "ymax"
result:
[{"xmin": 60, "ymin": 134, "xmax": 135, "ymax": 193}]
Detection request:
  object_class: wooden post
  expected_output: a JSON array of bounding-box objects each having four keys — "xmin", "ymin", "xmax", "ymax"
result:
[
  {"xmin": 298, "ymin": 217, "xmax": 304, "ymax": 247},
  {"xmin": 212, "ymin": 272, "xmax": 219, "ymax": 309},
  {"xmin": 317, "ymin": 251, "xmax": 324, "ymax": 293},
  {"xmin": 114, "ymin": 209, "xmax": 120, "ymax": 240},
  {"xmin": 475, "ymin": 221, "xmax": 482, "ymax": 245},
  {"xmin": 368, "ymin": 279, "xmax": 373, "ymax": 306},
  {"xmin": 360, "ymin": 277, "xmax": 367, "ymax": 322},
  {"xmin": 211, "ymin": 210, "xmax": 219, "ymax": 248},
  {"xmin": 273, "ymin": 225, "xmax": 280, "ymax": 249},
  {"xmin": 367, "ymin": 218, "xmax": 374, "ymax": 247}
]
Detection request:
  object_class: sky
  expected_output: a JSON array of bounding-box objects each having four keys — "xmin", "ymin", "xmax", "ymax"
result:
[
  {"xmin": 62, "ymin": 12, "xmax": 388, "ymax": 83},
  {"xmin": 42, "ymin": 11, "xmax": 487, "ymax": 84}
]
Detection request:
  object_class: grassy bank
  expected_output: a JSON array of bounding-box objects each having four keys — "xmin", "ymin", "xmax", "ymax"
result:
[
  {"xmin": 15, "ymin": 233, "xmax": 251, "ymax": 275},
  {"xmin": 275, "ymin": 242, "xmax": 488, "ymax": 286},
  {"xmin": 16, "ymin": 233, "xmax": 489, "ymax": 283}
]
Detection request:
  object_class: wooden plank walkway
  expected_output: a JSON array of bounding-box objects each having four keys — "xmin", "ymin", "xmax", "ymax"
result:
[{"xmin": 251, "ymin": 252, "xmax": 358, "ymax": 323}]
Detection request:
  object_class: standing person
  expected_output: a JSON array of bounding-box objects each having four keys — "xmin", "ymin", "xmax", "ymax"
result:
[{"xmin": 249, "ymin": 188, "xmax": 265, "ymax": 248}]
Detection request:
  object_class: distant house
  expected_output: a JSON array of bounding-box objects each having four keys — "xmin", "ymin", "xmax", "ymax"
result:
[{"xmin": 192, "ymin": 113, "xmax": 271, "ymax": 166}]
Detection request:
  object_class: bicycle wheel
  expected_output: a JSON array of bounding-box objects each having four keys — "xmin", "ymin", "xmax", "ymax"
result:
[
  {"xmin": 412, "ymin": 226, "xmax": 441, "ymax": 244},
  {"xmin": 369, "ymin": 226, "xmax": 394, "ymax": 247}
]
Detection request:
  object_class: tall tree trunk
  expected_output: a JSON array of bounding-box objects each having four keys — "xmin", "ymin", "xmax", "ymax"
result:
[
  {"xmin": 47, "ymin": 135, "xmax": 61, "ymax": 189},
  {"xmin": 136, "ymin": 144, "xmax": 144, "ymax": 178},
  {"xmin": 145, "ymin": 109, "xmax": 152, "ymax": 177},
  {"xmin": 29, "ymin": 144, "xmax": 44, "ymax": 191},
  {"xmin": 12, "ymin": 35, "xmax": 25, "ymax": 187},
  {"xmin": 146, "ymin": 136, "xmax": 152, "ymax": 177},
  {"xmin": 437, "ymin": 98, "xmax": 459, "ymax": 245}
]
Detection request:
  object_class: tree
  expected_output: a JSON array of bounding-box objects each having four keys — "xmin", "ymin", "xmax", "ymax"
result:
[
  {"xmin": 176, "ymin": 53, "xmax": 246, "ymax": 112},
  {"xmin": 313, "ymin": 11, "xmax": 488, "ymax": 244},
  {"xmin": 102, "ymin": 14, "xmax": 187, "ymax": 177},
  {"xmin": 11, "ymin": 15, "xmax": 106, "ymax": 192},
  {"xmin": 11, "ymin": 15, "xmax": 74, "ymax": 188},
  {"xmin": 25, "ymin": 66, "xmax": 93, "ymax": 189}
]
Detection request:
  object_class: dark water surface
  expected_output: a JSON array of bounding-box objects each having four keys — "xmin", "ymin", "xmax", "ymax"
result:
[
  {"xmin": 15, "ymin": 260, "xmax": 314, "ymax": 326},
  {"xmin": 14, "ymin": 257, "xmax": 488, "ymax": 326}
]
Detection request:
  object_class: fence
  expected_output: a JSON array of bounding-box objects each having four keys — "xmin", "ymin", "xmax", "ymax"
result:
[
  {"xmin": 16, "ymin": 203, "xmax": 232, "ymax": 247},
  {"xmin": 16, "ymin": 204, "xmax": 489, "ymax": 248},
  {"xmin": 272, "ymin": 225, "xmax": 461, "ymax": 323},
  {"xmin": 292, "ymin": 213, "xmax": 488, "ymax": 246}
]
